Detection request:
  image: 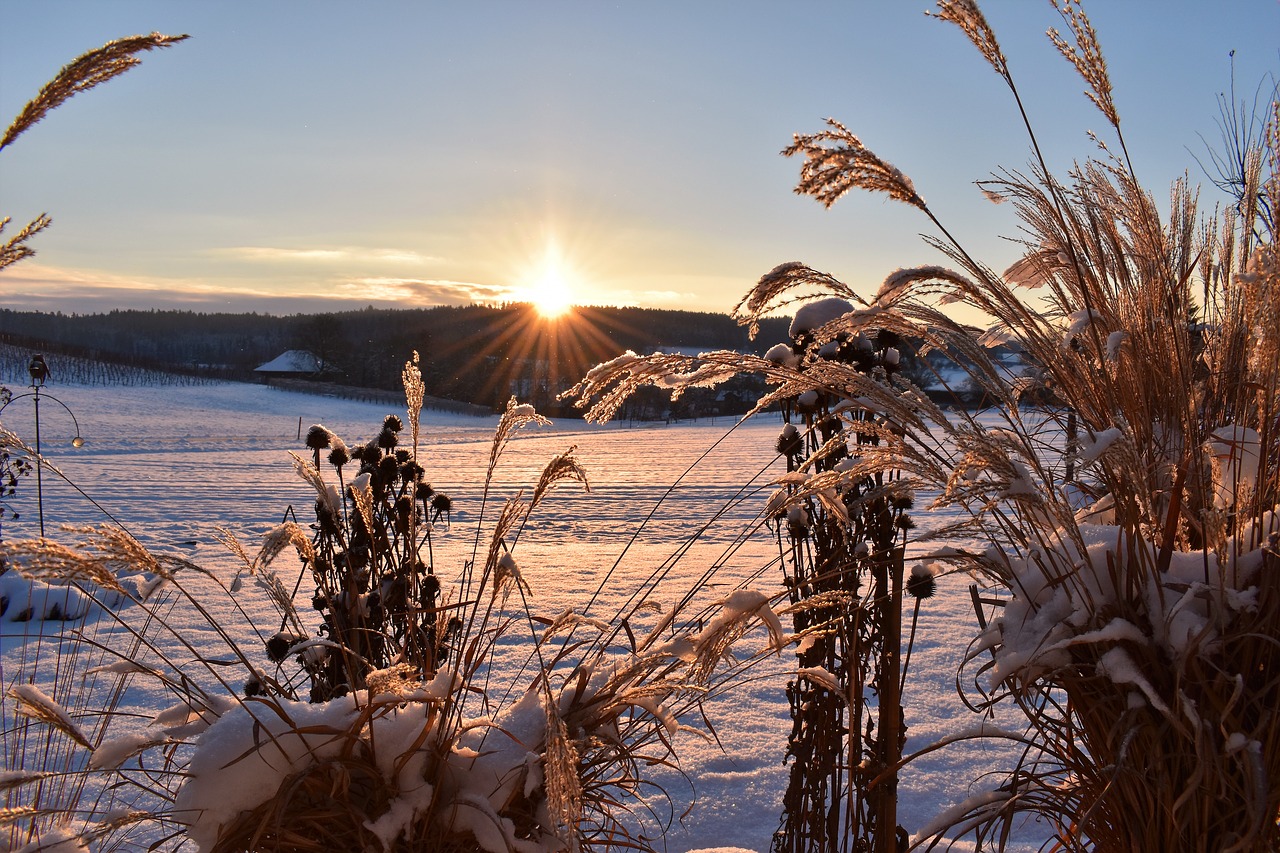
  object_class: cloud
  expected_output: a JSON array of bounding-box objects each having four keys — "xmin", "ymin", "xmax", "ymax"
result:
[
  {"xmin": 3, "ymin": 263, "xmax": 209, "ymax": 297},
  {"xmin": 215, "ymin": 246, "xmax": 443, "ymax": 265},
  {"xmin": 337, "ymin": 277, "xmax": 512, "ymax": 305},
  {"xmin": 0, "ymin": 263, "xmax": 514, "ymax": 315}
]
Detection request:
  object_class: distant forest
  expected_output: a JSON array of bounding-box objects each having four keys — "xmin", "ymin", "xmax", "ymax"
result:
[{"xmin": 0, "ymin": 305, "xmax": 793, "ymax": 416}]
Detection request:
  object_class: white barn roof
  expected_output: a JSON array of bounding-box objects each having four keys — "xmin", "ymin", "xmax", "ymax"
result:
[{"xmin": 254, "ymin": 350, "xmax": 321, "ymax": 374}]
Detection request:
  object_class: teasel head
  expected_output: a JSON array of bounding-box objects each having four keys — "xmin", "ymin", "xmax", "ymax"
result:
[
  {"xmin": 776, "ymin": 423, "xmax": 803, "ymax": 458},
  {"xmin": 305, "ymin": 424, "xmax": 333, "ymax": 450},
  {"xmin": 786, "ymin": 504, "xmax": 812, "ymax": 539},
  {"xmin": 796, "ymin": 389, "xmax": 821, "ymax": 414},
  {"xmin": 243, "ymin": 674, "xmax": 264, "ymax": 698},
  {"xmin": 266, "ymin": 632, "xmax": 302, "ymax": 663},
  {"xmin": 328, "ymin": 437, "xmax": 350, "ymax": 468},
  {"xmin": 316, "ymin": 499, "xmax": 339, "ymax": 535},
  {"xmin": 378, "ymin": 453, "xmax": 399, "ymax": 485},
  {"xmin": 400, "ymin": 459, "xmax": 424, "ymax": 483},
  {"xmin": 306, "ymin": 424, "xmax": 333, "ymax": 468},
  {"xmin": 394, "ymin": 494, "xmax": 415, "ymax": 534},
  {"xmin": 351, "ymin": 441, "xmax": 377, "ymax": 464},
  {"xmin": 907, "ymin": 563, "xmax": 937, "ymax": 600},
  {"xmin": 875, "ymin": 329, "xmax": 901, "ymax": 350}
]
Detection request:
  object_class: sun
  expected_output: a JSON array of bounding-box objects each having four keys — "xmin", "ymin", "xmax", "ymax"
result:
[{"xmin": 530, "ymin": 268, "xmax": 574, "ymax": 319}]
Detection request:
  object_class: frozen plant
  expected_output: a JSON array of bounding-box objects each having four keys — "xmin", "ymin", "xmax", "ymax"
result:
[
  {"xmin": 257, "ymin": 406, "xmax": 458, "ymax": 702},
  {"xmin": 760, "ymin": 293, "xmax": 921, "ymax": 852},
  {"xmin": 567, "ymin": 273, "xmax": 952, "ymax": 853}
]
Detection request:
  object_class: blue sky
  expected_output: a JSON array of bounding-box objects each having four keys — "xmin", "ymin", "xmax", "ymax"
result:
[{"xmin": 2, "ymin": 1, "xmax": 1277, "ymax": 319}]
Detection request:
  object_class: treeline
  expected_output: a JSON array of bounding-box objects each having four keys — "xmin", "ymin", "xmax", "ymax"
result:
[
  {"xmin": 0, "ymin": 305, "xmax": 792, "ymax": 415},
  {"xmin": 0, "ymin": 310, "xmax": 291, "ymax": 374}
]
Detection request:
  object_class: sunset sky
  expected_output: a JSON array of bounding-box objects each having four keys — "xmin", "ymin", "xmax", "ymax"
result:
[{"xmin": 2, "ymin": 1, "xmax": 1277, "ymax": 319}]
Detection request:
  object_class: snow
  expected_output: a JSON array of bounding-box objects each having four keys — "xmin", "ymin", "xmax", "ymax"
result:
[
  {"xmin": 764, "ymin": 343, "xmax": 800, "ymax": 369},
  {"xmin": 0, "ymin": 381, "xmax": 1040, "ymax": 851},
  {"xmin": 1061, "ymin": 308, "xmax": 1103, "ymax": 349},
  {"xmin": 1208, "ymin": 424, "xmax": 1261, "ymax": 508},
  {"xmin": 989, "ymin": 513, "xmax": 1276, "ymax": 701},
  {"xmin": 1076, "ymin": 425, "xmax": 1124, "ymax": 467},
  {"xmin": 789, "ymin": 297, "xmax": 852, "ymax": 337},
  {"xmin": 175, "ymin": 694, "xmax": 368, "ymax": 849},
  {"xmin": 0, "ymin": 568, "xmax": 93, "ymax": 622}
]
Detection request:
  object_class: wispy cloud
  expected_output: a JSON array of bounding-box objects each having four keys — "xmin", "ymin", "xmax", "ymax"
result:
[
  {"xmin": 337, "ymin": 277, "xmax": 512, "ymax": 305},
  {"xmin": 1, "ymin": 264, "xmax": 310, "ymax": 312},
  {"xmin": 215, "ymin": 246, "xmax": 443, "ymax": 265},
  {"xmin": 2, "ymin": 263, "xmax": 240, "ymax": 296},
  {"xmin": 0, "ymin": 263, "xmax": 512, "ymax": 314}
]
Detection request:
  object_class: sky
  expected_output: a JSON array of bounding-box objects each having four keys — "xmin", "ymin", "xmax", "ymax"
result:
[{"xmin": 1, "ymin": 1, "xmax": 1277, "ymax": 320}]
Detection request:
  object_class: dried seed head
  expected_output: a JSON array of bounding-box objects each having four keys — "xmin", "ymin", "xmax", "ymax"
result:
[
  {"xmin": 785, "ymin": 118, "xmax": 924, "ymax": 210},
  {"xmin": 776, "ymin": 423, "xmax": 804, "ymax": 457},
  {"xmin": 1048, "ymin": 0, "xmax": 1119, "ymax": 128},
  {"xmin": 928, "ymin": 0, "xmax": 1009, "ymax": 80},
  {"xmin": 907, "ymin": 564, "xmax": 938, "ymax": 600},
  {"xmin": 266, "ymin": 632, "xmax": 303, "ymax": 663},
  {"xmin": 327, "ymin": 437, "xmax": 350, "ymax": 468},
  {"xmin": 304, "ymin": 424, "xmax": 332, "ymax": 450}
]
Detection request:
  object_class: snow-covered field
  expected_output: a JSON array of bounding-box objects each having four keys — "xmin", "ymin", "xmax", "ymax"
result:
[{"xmin": 1, "ymin": 381, "xmax": 1037, "ymax": 852}]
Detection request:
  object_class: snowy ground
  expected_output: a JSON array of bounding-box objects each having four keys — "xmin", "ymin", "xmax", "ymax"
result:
[{"xmin": 1, "ymin": 381, "xmax": 1043, "ymax": 852}]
